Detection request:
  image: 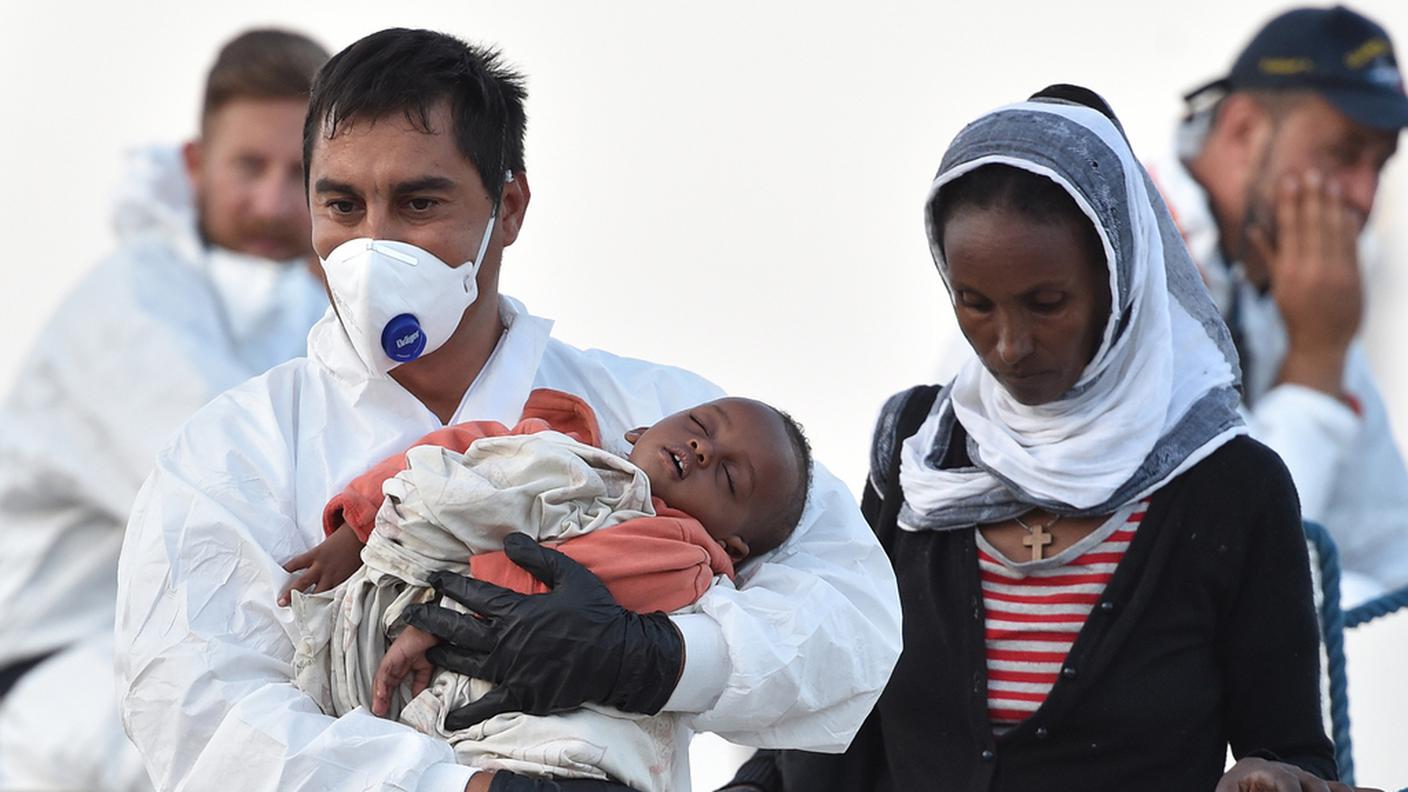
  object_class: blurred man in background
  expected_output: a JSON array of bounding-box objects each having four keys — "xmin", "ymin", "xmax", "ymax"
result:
[
  {"xmin": 0, "ymin": 29, "xmax": 329, "ymax": 790},
  {"xmin": 1153, "ymin": 5, "xmax": 1408, "ymax": 605}
]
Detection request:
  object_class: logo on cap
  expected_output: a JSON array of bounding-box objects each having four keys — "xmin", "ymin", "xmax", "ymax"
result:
[
  {"xmin": 1259, "ymin": 57, "xmax": 1315, "ymax": 75},
  {"xmin": 1346, "ymin": 38, "xmax": 1390, "ymax": 69},
  {"xmin": 1346, "ymin": 37, "xmax": 1403, "ymax": 92}
]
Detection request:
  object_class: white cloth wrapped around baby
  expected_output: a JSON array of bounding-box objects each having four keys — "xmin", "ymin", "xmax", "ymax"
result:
[{"xmin": 290, "ymin": 430, "xmax": 683, "ymax": 791}]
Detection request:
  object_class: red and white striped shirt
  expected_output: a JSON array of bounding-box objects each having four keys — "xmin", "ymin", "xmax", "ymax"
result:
[{"xmin": 979, "ymin": 499, "xmax": 1148, "ymax": 729}]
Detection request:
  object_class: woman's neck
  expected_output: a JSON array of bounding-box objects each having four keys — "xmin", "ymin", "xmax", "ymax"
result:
[{"xmin": 979, "ymin": 509, "xmax": 1113, "ymax": 564}]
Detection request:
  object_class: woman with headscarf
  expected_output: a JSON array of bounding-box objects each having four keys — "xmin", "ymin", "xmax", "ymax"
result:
[{"xmin": 723, "ymin": 86, "xmax": 1347, "ymax": 792}]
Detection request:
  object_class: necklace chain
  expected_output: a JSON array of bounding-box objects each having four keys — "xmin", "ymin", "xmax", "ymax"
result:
[{"xmin": 1014, "ymin": 511, "xmax": 1063, "ymax": 535}]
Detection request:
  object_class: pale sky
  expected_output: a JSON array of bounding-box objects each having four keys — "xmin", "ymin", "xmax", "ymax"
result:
[{"xmin": 2, "ymin": 1, "xmax": 1406, "ymax": 786}]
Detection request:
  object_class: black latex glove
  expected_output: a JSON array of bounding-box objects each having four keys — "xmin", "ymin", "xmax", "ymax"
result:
[
  {"xmin": 718, "ymin": 749, "xmax": 782, "ymax": 792},
  {"xmin": 404, "ymin": 533, "xmax": 684, "ymax": 730},
  {"xmin": 488, "ymin": 770, "xmax": 638, "ymax": 791}
]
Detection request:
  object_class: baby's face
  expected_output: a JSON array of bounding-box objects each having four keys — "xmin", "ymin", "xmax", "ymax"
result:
[{"xmin": 627, "ymin": 398, "xmax": 797, "ymax": 562}]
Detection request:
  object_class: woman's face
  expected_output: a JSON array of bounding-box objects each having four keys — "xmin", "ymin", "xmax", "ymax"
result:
[{"xmin": 943, "ymin": 204, "xmax": 1112, "ymax": 405}]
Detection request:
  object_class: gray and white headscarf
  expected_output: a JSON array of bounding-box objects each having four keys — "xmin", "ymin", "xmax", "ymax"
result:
[{"xmin": 892, "ymin": 97, "xmax": 1246, "ymax": 531}]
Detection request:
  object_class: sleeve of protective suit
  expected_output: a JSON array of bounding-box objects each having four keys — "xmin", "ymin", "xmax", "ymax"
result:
[
  {"xmin": 1329, "ymin": 358, "xmax": 1408, "ymax": 591},
  {"xmin": 1244, "ymin": 383, "xmax": 1359, "ymax": 522},
  {"xmin": 1278, "ymin": 345, "xmax": 1408, "ymax": 591},
  {"xmin": 43, "ymin": 253, "xmax": 271, "ymax": 519},
  {"xmin": 116, "ymin": 414, "xmax": 478, "ymax": 792},
  {"xmin": 660, "ymin": 464, "xmax": 902, "ymax": 752}
]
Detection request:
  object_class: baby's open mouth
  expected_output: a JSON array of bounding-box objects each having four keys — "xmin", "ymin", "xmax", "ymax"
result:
[{"xmin": 662, "ymin": 446, "xmax": 688, "ymax": 479}]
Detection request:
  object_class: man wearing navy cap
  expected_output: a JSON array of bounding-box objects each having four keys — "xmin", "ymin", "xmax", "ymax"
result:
[{"xmin": 1153, "ymin": 5, "xmax": 1408, "ymax": 606}]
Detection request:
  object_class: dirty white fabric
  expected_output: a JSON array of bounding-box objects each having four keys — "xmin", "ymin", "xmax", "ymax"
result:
[
  {"xmin": 293, "ymin": 432, "xmax": 684, "ymax": 791},
  {"xmin": 1152, "ymin": 154, "xmax": 1408, "ymax": 603},
  {"xmin": 115, "ymin": 294, "xmax": 902, "ymax": 792},
  {"xmin": 899, "ymin": 100, "xmax": 1245, "ymax": 530},
  {"xmin": 0, "ymin": 145, "xmax": 326, "ymax": 791}
]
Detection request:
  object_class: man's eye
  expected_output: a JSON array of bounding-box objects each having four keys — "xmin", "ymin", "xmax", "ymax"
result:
[
  {"xmin": 691, "ymin": 414, "xmax": 710, "ymax": 436},
  {"xmin": 1030, "ymin": 298, "xmax": 1065, "ymax": 313},
  {"xmin": 723, "ymin": 465, "xmax": 736, "ymax": 496},
  {"xmin": 327, "ymin": 200, "xmax": 357, "ymax": 215},
  {"xmin": 408, "ymin": 198, "xmax": 437, "ymax": 211}
]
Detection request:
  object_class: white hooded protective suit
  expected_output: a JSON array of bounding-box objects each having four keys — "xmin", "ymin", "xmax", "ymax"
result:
[
  {"xmin": 0, "ymin": 146, "xmax": 328, "ymax": 791},
  {"xmin": 1151, "ymin": 155, "xmax": 1408, "ymax": 605},
  {"xmin": 114, "ymin": 293, "xmax": 903, "ymax": 792}
]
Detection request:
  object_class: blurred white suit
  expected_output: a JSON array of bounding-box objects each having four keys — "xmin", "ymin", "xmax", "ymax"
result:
[{"xmin": 0, "ymin": 146, "xmax": 328, "ymax": 791}]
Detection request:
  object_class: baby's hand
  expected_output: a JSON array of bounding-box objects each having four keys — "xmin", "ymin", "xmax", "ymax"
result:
[
  {"xmin": 278, "ymin": 522, "xmax": 364, "ymax": 607},
  {"xmin": 372, "ymin": 625, "xmax": 441, "ymax": 717}
]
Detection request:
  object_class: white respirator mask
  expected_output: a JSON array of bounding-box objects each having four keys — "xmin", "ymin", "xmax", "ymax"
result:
[{"xmin": 319, "ymin": 185, "xmax": 507, "ymax": 375}]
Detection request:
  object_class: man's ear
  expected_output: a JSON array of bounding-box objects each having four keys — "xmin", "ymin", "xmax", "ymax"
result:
[
  {"xmin": 499, "ymin": 171, "xmax": 531, "ymax": 247},
  {"xmin": 721, "ymin": 536, "xmax": 750, "ymax": 563},
  {"xmin": 1211, "ymin": 94, "xmax": 1275, "ymax": 167},
  {"xmin": 624, "ymin": 427, "xmax": 648, "ymax": 446},
  {"xmin": 181, "ymin": 140, "xmax": 203, "ymax": 185}
]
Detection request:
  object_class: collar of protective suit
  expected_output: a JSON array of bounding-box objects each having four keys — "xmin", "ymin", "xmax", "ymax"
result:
[
  {"xmin": 307, "ymin": 293, "xmax": 554, "ymax": 428},
  {"xmin": 112, "ymin": 145, "xmax": 328, "ymax": 370},
  {"xmin": 113, "ymin": 145, "xmax": 204, "ymax": 264}
]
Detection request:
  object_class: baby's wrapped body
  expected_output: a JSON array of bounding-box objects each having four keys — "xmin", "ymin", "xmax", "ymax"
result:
[{"xmin": 291, "ymin": 428, "xmax": 732, "ymax": 792}]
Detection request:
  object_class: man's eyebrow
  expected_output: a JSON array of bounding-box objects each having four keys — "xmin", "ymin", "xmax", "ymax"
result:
[
  {"xmin": 392, "ymin": 176, "xmax": 457, "ymax": 194},
  {"xmin": 313, "ymin": 177, "xmax": 359, "ymax": 195}
]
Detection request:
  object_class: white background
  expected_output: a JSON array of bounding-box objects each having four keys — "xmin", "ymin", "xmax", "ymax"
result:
[{"xmin": 2, "ymin": 1, "xmax": 1406, "ymax": 788}]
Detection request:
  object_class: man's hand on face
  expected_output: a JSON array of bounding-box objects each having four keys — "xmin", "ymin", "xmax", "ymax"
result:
[{"xmin": 1248, "ymin": 169, "xmax": 1364, "ymax": 398}]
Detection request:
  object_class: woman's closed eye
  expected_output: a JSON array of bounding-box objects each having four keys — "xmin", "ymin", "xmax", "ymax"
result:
[
  {"xmin": 1027, "ymin": 293, "xmax": 1067, "ymax": 314},
  {"xmin": 955, "ymin": 291, "xmax": 992, "ymax": 311}
]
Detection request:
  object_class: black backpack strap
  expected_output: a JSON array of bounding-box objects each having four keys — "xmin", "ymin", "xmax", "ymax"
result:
[{"xmin": 868, "ymin": 384, "xmax": 942, "ymax": 549}]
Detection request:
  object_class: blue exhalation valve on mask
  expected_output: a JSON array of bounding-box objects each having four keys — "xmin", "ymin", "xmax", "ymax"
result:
[{"xmin": 382, "ymin": 313, "xmax": 427, "ymax": 362}]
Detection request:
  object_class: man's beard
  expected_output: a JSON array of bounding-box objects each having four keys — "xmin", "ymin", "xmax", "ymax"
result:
[
  {"xmin": 197, "ymin": 204, "xmax": 309, "ymax": 262},
  {"xmin": 1234, "ymin": 138, "xmax": 1280, "ymax": 288}
]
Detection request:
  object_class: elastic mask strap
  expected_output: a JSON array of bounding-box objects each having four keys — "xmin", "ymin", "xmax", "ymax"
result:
[
  {"xmin": 469, "ymin": 170, "xmax": 514, "ymax": 272},
  {"xmin": 471, "ymin": 209, "xmax": 498, "ymax": 272}
]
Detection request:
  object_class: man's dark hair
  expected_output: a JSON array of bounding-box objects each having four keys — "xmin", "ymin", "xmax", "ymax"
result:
[
  {"xmin": 202, "ymin": 29, "xmax": 329, "ymax": 131},
  {"xmin": 751, "ymin": 406, "xmax": 814, "ymax": 559},
  {"xmin": 302, "ymin": 28, "xmax": 528, "ymax": 202},
  {"xmin": 931, "ymin": 164, "xmax": 1104, "ymax": 267}
]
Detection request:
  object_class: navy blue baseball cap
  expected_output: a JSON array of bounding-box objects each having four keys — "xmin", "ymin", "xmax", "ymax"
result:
[{"xmin": 1187, "ymin": 5, "xmax": 1408, "ymax": 131}]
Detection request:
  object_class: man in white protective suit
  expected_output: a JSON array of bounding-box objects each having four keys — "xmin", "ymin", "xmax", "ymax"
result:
[
  {"xmin": 114, "ymin": 28, "xmax": 903, "ymax": 792},
  {"xmin": 1151, "ymin": 5, "xmax": 1408, "ymax": 605},
  {"xmin": 0, "ymin": 29, "xmax": 330, "ymax": 791}
]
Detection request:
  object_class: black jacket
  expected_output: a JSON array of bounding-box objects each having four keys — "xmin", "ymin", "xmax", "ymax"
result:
[{"xmin": 733, "ymin": 385, "xmax": 1335, "ymax": 792}]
